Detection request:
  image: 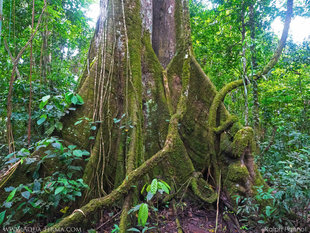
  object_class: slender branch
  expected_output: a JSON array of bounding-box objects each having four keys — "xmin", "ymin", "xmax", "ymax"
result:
[
  {"xmin": 214, "ymin": 115, "xmax": 238, "ymax": 134},
  {"xmin": 14, "ymin": 1, "xmax": 47, "ymax": 64},
  {"xmin": 6, "ymin": 0, "xmax": 47, "ymax": 153},
  {"xmin": 215, "ymin": 171, "xmax": 221, "ymax": 233},
  {"xmin": 27, "ymin": 0, "xmax": 35, "ymax": 146},
  {"xmin": 259, "ymin": 0, "xmax": 293, "ymax": 77},
  {"xmin": 3, "ymin": 40, "xmax": 21, "ymax": 79},
  {"xmin": 241, "ymin": 4, "xmax": 249, "ymax": 126}
]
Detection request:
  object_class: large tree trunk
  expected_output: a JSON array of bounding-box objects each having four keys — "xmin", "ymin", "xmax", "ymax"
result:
[
  {"xmin": 2, "ymin": 0, "xmax": 270, "ymax": 231},
  {"xmin": 54, "ymin": 0, "xmax": 264, "ymax": 228}
]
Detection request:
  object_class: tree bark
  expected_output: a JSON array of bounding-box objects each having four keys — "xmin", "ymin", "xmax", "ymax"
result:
[
  {"xmin": 42, "ymin": 0, "xmax": 266, "ymax": 230},
  {"xmin": 2, "ymin": 0, "xmax": 270, "ymax": 231}
]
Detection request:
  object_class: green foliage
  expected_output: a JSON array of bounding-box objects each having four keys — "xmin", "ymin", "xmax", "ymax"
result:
[
  {"xmin": 111, "ymin": 224, "xmax": 120, "ymax": 233},
  {"xmin": 190, "ymin": 2, "xmax": 309, "ymax": 229},
  {"xmin": 36, "ymin": 92, "xmax": 84, "ymax": 136},
  {"xmin": 138, "ymin": 203, "xmax": 149, "ymax": 227},
  {"xmin": 235, "ymin": 146, "xmax": 310, "ymax": 229},
  {"xmin": 128, "ymin": 179, "xmax": 170, "ymax": 230},
  {"xmin": 0, "ymin": 0, "xmax": 94, "ymax": 153},
  {"xmin": 0, "ymin": 137, "xmax": 90, "ymax": 227},
  {"xmin": 141, "ymin": 178, "xmax": 171, "ymax": 202}
]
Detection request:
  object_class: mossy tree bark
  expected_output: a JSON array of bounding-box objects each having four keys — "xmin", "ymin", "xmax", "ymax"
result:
[
  {"xmin": 39, "ymin": 0, "xmax": 270, "ymax": 231},
  {"xmin": 3, "ymin": 0, "xmax": 293, "ymax": 231}
]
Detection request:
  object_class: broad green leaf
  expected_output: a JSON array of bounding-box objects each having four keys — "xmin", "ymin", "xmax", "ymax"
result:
[
  {"xmin": 138, "ymin": 203, "xmax": 148, "ymax": 226},
  {"xmin": 159, "ymin": 179, "xmax": 171, "ymax": 190},
  {"xmin": 74, "ymin": 120, "xmax": 83, "ymax": 125},
  {"xmin": 71, "ymin": 96, "xmax": 78, "ymax": 105},
  {"xmin": 68, "ymin": 145, "xmax": 77, "ymax": 150},
  {"xmin": 65, "ymin": 92, "xmax": 74, "ymax": 103},
  {"xmin": 82, "ymin": 150, "xmax": 90, "ymax": 156},
  {"xmin": 150, "ymin": 179, "xmax": 158, "ymax": 194},
  {"xmin": 55, "ymin": 186, "xmax": 65, "ymax": 195},
  {"xmin": 4, "ymin": 186, "xmax": 15, "ymax": 192},
  {"xmin": 6, "ymin": 188, "xmax": 17, "ymax": 202},
  {"xmin": 46, "ymin": 125, "xmax": 55, "ymax": 135},
  {"xmin": 146, "ymin": 191, "xmax": 154, "ymax": 201},
  {"xmin": 21, "ymin": 191, "xmax": 31, "ymax": 199},
  {"xmin": 23, "ymin": 186, "xmax": 33, "ymax": 193},
  {"xmin": 42, "ymin": 95, "xmax": 51, "ymax": 102},
  {"xmin": 37, "ymin": 117, "xmax": 46, "ymax": 125},
  {"xmin": 127, "ymin": 228, "xmax": 140, "ymax": 232},
  {"xmin": 39, "ymin": 101, "xmax": 48, "ymax": 109},
  {"xmin": 55, "ymin": 122, "xmax": 63, "ymax": 131},
  {"xmin": 73, "ymin": 150, "xmax": 83, "ymax": 157},
  {"xmin": 73, "ymin": 191, "xmax": 82, "ymax": 197},
  {"xmin": 158, "ymin": 182, "xmax": 169, "ymax": 194},
  {"xmin": 0, "ymin": 210, "xmax": 6, "ymax": 225},
  {"xmin": 128, "ymin": 204, "xmax": 142, "ymax": 214},
  {"xmin": 76, "ymin": 94, "xmax": 84, "ymax": 104}
]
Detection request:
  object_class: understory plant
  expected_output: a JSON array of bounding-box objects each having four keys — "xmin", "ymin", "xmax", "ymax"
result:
[
  {"xmin": 0, "ymin": 137, "xmax": 90, "ymax": 226},
  {"xmin": 127, "ymin": 179, "xmax": 171, "ymax": 232},
  {"xmin": 235, "ymin": 145, "xmax": 310, "ymax": 230}
]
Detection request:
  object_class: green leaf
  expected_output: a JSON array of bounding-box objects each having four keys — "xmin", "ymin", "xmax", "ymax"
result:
[
  {"xmin": 76, "ymin": 94, "xmax": 84, "ymax": 105},
  {"xmin": 46, "ymin": 125, "xmax": 55, "ymax": 135},
  {"xmin": 146, "ymin": 191, "xmax": 154, "ymax": 201},
  {"xmin": 37, "ymin": 116, "xmax": 47, "ymax": 125},
  {"xmin": 6, "ymin": 188, "xmax": 17, "ymax": 202},
  {"xmin": 73, "ymin": 191, "xmax": 82, "ymax": 197},
  {"xmin": 0, "ymin": 211, "xmax": 6, "ymax": 225},
  {"xmin": 23, "ymin": 186, "xmax": 33, "ymax": 193},
  {"xmin": 141, "ymin": 183, "xmax": 147, "ymax": 194},
  {"xmin": 21, "ymin": 191, "xmax": 31, "ymax": 199},
  {"xmin": 68, "ymin": 145, "xmax": 77, "ymax": 150},
  {"xmin": 159, "ymin": 179, "xmax": 171, "ymax": 190},
  {"xmin": 150, "ymin": 179, "xmax": 158, "ymax": 194},
  {"xmin": 158, "ymin": 182, "xmax": 169, "ymax": 194},
  {"xmin": 127, "ymin": 228, "xmax": 140, "ymax": 232},
  {"xmin": 73, "ymin": 150, "xmax": 83, "ymax": 157},
  {"xmin": 74, "ymin": 120, "xmax": 83, "ymax": 125},
  {"xmin": 39, "ymin": 101, "xmax": 48, "ymax": 109},
  {"xmin": 65, "ymin": 92, "xmax": 74, "ymax": 103},
  {"xmin": 71, "ymin": 96, "xmax": 78, "ymax": 105},
  {"xmin": 82, "ymin": 150, "xmax": 90, "ymax": 156},
  {"xmin": 42, "ymin": 95, "xmax": 51, "ymax": 102},
  {"xmin": 55, "ymin": 122, "xmax": 63, "ymax": 131},
  {"xmin": 55, "ymin": 186, "xmax": 65, "ymax": 195},
  {"xmin": 128, "ymin": 204, "xmax": 142, "ymax": 214},
  {"xmin": 4, "ymin": 186, "xmax": 15, "ymax": 192},
  {"xmin": 138, "ymin": 203, "xmax": 148, "ymax": 227}
]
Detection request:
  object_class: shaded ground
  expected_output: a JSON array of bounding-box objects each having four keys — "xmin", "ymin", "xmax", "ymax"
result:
[{"xmin": 96, "ymin": 200, "xmax": 241, "ymax": 233}]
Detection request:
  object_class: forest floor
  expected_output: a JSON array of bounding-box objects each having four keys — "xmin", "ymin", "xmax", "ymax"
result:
[{"xmin": 95, "ymin": 200, "xmax": 242, "ymax": 233}]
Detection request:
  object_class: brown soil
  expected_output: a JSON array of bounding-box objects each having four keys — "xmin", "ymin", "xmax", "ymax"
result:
[{"xmin": 96, "ymin": 200, "xmax": 241, "ymax": 233}]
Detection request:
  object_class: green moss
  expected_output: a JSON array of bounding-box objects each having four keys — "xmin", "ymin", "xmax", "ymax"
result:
[
  {"xmin": 83, "ymin": 130, "xmax": 101, "ymax": 185},
  {"xmin": 253, "ymin": 167, "xmax": 266, "ymax": 189},
  {"xmin": 214, "ymin": 115, "xmax": 238, "ymax": 134},
  {"xmin": 224, "ymin": 161, "xmax": 249, "ymax": 197},
  {"xmin": 231, "ymin": 127, "xmax": 256, "ymax": 158},
  {"xmin": 166, "ymin": 132, "xmax": 195, "ymax": 185},
  {"xmin": 191, "ymin": 176, "xmax": 217, "ymax": 203},
  {"xmin": 227, "ymin": 162, "xmax": 249, "ymax": 182}
]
